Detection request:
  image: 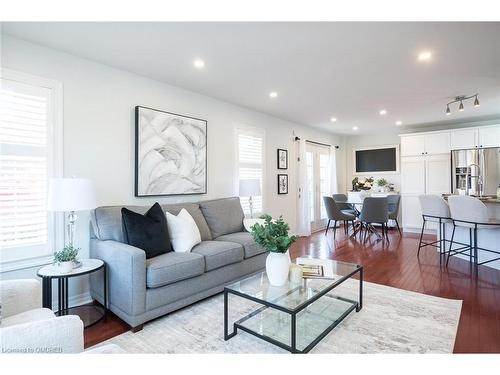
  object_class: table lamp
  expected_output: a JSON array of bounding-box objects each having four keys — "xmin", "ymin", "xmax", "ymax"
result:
[
  {"xmin": 47, "ymin": 177, "xmax": 97, "ymax": 247},
  {"xmin": 239, "ymin": 179, "xmax": 261, "ymax": 218}
]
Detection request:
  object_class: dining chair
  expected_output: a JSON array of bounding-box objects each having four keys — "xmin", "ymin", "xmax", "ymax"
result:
[
  {"xmin": 358, "ymin": 197, "xmax": 389, "ymax": 242},
  {"xmin": 387, "ymin": 194, "xmax": 402, "ymax": 236},
  {"xmin": 323, "ymin": 196, "xmax": 356, "ymax": 239}
]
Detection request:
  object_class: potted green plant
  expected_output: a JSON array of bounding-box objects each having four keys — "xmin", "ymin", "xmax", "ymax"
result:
[
  {"xmin": 53, "ymin": 244, "xmax": 79, "ymax": 273},
  {"xmin": 250, "ymin": 214, "xmax": 298, "ymax": 286},
  {"xmin": 376, "ymin": 178, "xmax": 388, "ymax": 192}
]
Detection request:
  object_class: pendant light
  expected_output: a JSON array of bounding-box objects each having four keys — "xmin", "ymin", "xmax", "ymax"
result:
[
  {"xmin": 474, "ymin": 95, "xmax": 480, "ymax": 107},
  {"xmin": 446, "ymin": 105, "xmax": 451, "ymax": 115},
  {"xmin": 458, "ymin": 101, "xmax": 464, "ymax": 111}
]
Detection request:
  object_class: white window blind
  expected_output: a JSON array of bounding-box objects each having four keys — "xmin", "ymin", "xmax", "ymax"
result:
[
  {"xmin": 236, "ymin": 127, "xmax": 264, "ymax": 216},
  {"xmin": 0, "ymin": 76, "xmax": 56, "ymax": 260}
]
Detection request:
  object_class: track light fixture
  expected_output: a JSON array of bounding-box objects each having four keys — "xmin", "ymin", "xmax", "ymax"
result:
[{"xmin": 445, "ymin": 94, "xmax": 480, "ymax": 115}]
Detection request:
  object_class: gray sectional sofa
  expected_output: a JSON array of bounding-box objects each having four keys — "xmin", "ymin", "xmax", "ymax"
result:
[{"xmin": 89, "ymin": 197, "xmax": 267, "ymax": 331}]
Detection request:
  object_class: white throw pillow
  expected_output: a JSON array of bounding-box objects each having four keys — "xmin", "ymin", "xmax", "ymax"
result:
[
  {"xmin": 165, "ymin": 208, "xmax": 201, "ymax": 253},
  {"xmin": 243, "ymin": 218, "xmax": 266, "ymax": 232}
]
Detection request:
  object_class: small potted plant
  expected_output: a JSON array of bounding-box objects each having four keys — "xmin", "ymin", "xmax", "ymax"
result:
[
  {"xmin": 376, "ymin": 178, "xmax": 388, "ymax": 192},
  {"xmin": 250, "ymin": 214, "xmax": 297, "ymax": 286},
  {"xmin": 53, "ymin": 244, "xmax": 79, "ymax": 273}
]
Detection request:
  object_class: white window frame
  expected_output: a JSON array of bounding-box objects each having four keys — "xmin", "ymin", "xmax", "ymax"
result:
[
  {"xmin": 233, "ymin": 124, "xmax": 266, "ymax": 217},
  {"xmin": 0, "ymin": 68, "xmax": 64, "ymax": 272}
]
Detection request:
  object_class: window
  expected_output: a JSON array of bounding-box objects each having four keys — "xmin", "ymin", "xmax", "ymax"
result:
[
  {"xmin": 0, "ymin": 70, "xmax": 62, "ymax": 266},
  {"xmin": 235, "ymin": 126, "xmax": 264, "ymax": 216}
]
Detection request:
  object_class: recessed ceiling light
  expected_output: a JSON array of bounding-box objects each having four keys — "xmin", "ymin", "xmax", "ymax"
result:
[
  {"xmin": 269, "ymin": 91, "xmax": 278, "ymax": 99},
  {"xmin": 418, "ymin": 51, "xmax": 432, "ymax": 62},
  {"xmin": 395, "ymin": 121, "xmax": 403, "ymax": 126},
  {"xmin": 330, "ymin": 117, "xmax": 337, "ymax": 122},
  {"xmin": 352, "ymin": 126, "xmax": 359, "ymax": 131},
  {"xmin": 379, "ymin": 109, "xmax": 387, "ymax": 115},
  {"xmin": 193, "ymin": 59, "xmax": 205, "ymax": 69}
]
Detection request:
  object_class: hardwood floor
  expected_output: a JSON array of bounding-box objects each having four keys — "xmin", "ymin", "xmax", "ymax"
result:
[{"xmin": 84, "ymin": 228, "xmax": 500, "ymax": 353}]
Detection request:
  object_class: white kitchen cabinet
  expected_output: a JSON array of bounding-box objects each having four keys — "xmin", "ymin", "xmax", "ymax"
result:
[
  {"xmin": 451, "ymin": 128, "xmax": 478, "ymax": 149},
  {"xmin": 401, "ymin": 156, "xmax": 425, "ymax": 231},
  {"xmin": 478, "ymin": 125, "xmax": 500, "ymax": 148},
  {"xmin": 402, "ymin": 196, "xmax": 423, "ymax": 231},
  {"xmin": 425, "ymin": 154, "xmax": 451, "ymax": 195},
  {"xmin": 401, "ymin": 156, "xmax": 426, "ymax": 194},
  {"xmin": 424, "ymin": 132, "xmax": 451, "ymax": 155},
  {"xmin": 400, "ymin": 154, "xmax": 450, "ymax": 232},
  {"xmin": 401, "ymin": 132, "xmax": 450, "ymax": 156},
  {"xmin": 401, "ymin": 135, "xmax": 425, "ymax": 156}
]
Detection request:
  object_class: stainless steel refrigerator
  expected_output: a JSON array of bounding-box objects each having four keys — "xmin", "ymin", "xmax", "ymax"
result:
[{"xmin": 452, "ymin": 147, "xmax": 500, "ymax": 196}]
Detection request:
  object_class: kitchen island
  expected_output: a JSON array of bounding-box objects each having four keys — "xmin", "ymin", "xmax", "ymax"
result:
[{"xmin": 442, "ymin": 196, "xmax": 500, "ymax": 270}]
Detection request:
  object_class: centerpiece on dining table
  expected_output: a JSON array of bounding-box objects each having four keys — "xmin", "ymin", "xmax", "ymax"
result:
[{"xmin": 351, "ymin": 176, "xmax": 374, "ymax": 192}]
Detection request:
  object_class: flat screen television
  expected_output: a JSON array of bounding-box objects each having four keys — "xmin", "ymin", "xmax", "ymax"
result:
[{"xmin": 354, "ymin": 146, "xmax": 398, "ymax": 173}]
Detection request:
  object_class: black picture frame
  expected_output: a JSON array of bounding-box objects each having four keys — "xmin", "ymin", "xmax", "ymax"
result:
[
  {"xmin": 277, "ymin": 149, "xmax": 288, "ymax": 170},
  {"xmin": 277, "ymin": 174, "xmax": 288, "ymax": 194},
  {"xmin": 135, "ymin": 106, "xmax": 208, "ymax": 197}
]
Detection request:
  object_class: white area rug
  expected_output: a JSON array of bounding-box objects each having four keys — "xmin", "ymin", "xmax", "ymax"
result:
[{"xmin": 97, "ymin": 280, "xmax": 462, "ymax": 353}]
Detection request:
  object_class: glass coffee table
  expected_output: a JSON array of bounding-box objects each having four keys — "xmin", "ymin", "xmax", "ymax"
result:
[{"xmin": 224, "ymin": 258, "xmax": 363, "ymax": 353}]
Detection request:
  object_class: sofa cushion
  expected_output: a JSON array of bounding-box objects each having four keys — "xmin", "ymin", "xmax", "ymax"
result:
[
  {"xmin": 121, "ymin": 203, "xmax": 172, "ymax": 259},
  {"xmin": 191, "ymin": 241, "xmax": 244, "ymax": 271},
  {"xmin": 199, "ymin": 197, "xmax": 245, "ymax": 239},
  {"xmin": 166, "ymin": 209, "xmax": 201, "ymax": 253},
  {"xmin": 215, "ymin": 232, "xmax": 267, "ymax": 259},
  {"xmin": 146, "ymin": 252, "xmax": 205, "ymax": 288},
  {"xmin": 91, "ymin": 202, "xmax": 212, "ymax": 243}
]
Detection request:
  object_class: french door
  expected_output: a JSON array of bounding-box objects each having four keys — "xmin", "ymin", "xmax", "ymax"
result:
[{"xmin": 306, "ymin": 143, "xmax": 331, "ymax": 231}]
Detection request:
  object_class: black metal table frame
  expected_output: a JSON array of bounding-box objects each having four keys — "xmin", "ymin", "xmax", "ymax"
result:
[
  {"xmin": 224, "ymin": 266, "xmax": 363, "ymax": 353},
  {"xmin": 38, "ymin": 263, "xmax": 107, "ymax": 328}
]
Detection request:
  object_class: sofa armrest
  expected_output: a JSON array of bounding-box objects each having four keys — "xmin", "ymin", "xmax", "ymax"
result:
[
  {"xmin": 0, "ymin": 279, "xmax": 42, "ymax": 319},
  {"xmin": 89, "ymin": 239, "xmax": 146, "ymax": 317},
  {"xmin": 0, "ymin": 315, "xmax": 84, "ymax": 353}
]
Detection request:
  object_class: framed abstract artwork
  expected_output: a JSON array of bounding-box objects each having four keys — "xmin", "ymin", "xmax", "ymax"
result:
[
  {"xmin": 135, "ymin": 106, "xmax": 207, "ymax": 197},
  {"xmin": 277, "ymin": 174, "xmax": 288, "ymax": 194},
  {"xmin": 277, "ymin": 148, "xmax": 288, "ymax": 169}
]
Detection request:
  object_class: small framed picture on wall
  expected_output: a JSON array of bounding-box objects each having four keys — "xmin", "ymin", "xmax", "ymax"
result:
[
  {"xmin": 277, "ymin": 174, "xmax": 288, "ymax": 194},
  {"xmin": 277, "ymin": 149, "xmax": 288, "ymax": 170}
]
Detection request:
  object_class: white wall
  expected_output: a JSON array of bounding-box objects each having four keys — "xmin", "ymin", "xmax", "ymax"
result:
[{"xmin": 0, "ymin": 35, "xmax": 346, "ymax": 303}]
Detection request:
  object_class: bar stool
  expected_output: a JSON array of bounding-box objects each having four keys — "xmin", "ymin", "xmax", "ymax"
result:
[
  {"xmin": 417, "ymin": 195, "xmax": 453, "ymax": 264},
  {"xmin": 447, "ymin": 195, "xmax": 500, "ymax": 276}
]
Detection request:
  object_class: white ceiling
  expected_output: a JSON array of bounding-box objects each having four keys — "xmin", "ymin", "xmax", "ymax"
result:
[{"xmin": 3, "ymin": 22, "xmax": 500, "ymax": 134}]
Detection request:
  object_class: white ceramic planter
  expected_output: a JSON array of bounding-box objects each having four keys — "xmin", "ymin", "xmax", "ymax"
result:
[
  {"xmin": 266, "ymin": 252, "xmax": 290, "ymax": 286},
  {"xmin": 56, "ymin": 261, "xmax": 74, "ymax": 274}
]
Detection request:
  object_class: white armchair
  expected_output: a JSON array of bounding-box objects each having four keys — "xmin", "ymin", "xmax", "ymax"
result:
[{"xmin": 0, "ymin": 279, "xmax": 84, "ymax": 353}]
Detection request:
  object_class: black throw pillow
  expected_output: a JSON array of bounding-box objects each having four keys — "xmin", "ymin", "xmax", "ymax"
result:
[{"xmin": 121, "ymin": 202, "xmax": 171, "ymax": 259}]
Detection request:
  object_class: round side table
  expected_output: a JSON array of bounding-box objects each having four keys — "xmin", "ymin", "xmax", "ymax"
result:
[{"xmin": 37, "ymin": 259, "xmax": 107, "ymax": 328}]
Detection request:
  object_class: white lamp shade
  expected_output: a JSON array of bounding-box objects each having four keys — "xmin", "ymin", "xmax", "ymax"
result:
[
  {"xmin": 239, "ymin": 179, "xmax": 261, "ymax": 197},
  {"xmin": 47, "ymin": 178, "xmax": 97, "ymax": 212}
]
